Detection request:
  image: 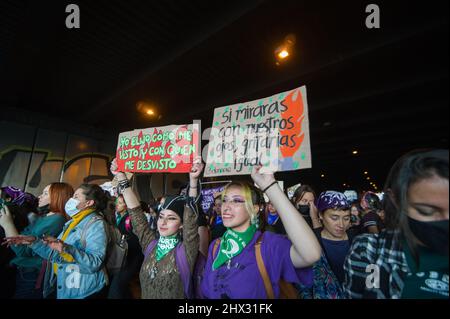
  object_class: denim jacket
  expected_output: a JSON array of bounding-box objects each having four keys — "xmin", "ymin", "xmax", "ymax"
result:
[{"xmin": 30, "ymin": 212, "xmax": 108, "ymax": 299}]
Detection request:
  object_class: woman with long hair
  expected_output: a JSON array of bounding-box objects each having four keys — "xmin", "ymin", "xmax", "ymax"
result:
[
  {"xmin": 344, "ymin": 149, "xmax": 448, "ymax": 299},
  {"xmin": 0, "ymin": 183, "xmax": 73, "ymax": 299}
]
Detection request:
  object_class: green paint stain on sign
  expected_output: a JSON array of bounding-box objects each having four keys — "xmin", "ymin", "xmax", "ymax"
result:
[
  {"xmin": 279, "ymin": 93, "xmax": 285, "ymax": 99},
  {"xmin": 214, "ymin": 121, "xmax": 219, "ymax": 126},
  {"xmin": 293, "ymin": 162, "xmax": 300, "ymax": 169},
  {"xmin": 225, "ymin": 106, "xmax": 230, "ymax": 112},
  {"xmin": 301, "ymin": 153, "xmax": 306, "ymax": 160}
]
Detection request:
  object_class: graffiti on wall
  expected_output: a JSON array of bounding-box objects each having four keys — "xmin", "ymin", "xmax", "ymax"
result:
[{"xmin": 0, "ymin": 146, "xmax": 113, "ymax": 196}]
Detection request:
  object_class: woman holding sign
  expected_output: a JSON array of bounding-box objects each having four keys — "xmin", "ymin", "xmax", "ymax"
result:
[
  {"xmin": 110, "ymin": 157, "xmax": 203, "ymax": 299},
  {"xmin": 200, "ymin": 166, "xmax": 322, "ymax": 299}
]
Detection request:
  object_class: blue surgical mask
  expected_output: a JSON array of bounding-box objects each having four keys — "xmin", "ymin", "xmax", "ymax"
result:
[{"xmin": 65, "ymin": 198, "xmax": 81, "ymax": 217}]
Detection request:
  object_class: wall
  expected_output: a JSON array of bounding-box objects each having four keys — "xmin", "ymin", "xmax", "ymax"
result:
[{"xmin": 0, "ymin": 107, "xmax": 186, "ymax": 200}]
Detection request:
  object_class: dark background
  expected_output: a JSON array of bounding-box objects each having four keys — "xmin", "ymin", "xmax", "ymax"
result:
[{"xmin": 0, "ymin": 0, "xmax": 448, "ymax": 193}]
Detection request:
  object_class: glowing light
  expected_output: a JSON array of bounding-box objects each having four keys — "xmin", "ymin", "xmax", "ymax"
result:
[
  {"xmin": 352, "ymin": 150, "xmax": 359, "ymax": 155},
  {"xmin": 278, "ymin": 50, "xmax": 289, "ymax": 59},
  {"xmin": 274, "ymin": 33, "xmax": 296, "ymax": 64}
]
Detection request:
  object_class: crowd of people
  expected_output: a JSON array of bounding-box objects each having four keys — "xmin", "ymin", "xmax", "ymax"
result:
[{"xmin": 0, "ymin": 149, "xmax": 448, "ymax": 299}]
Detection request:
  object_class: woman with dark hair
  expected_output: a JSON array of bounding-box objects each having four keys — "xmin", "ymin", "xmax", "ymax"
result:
[
  {"xmin": 344, "ymin": 149, "xmax": 449, "ymax": 299},
  {"xmin": 110, "ymin": 157, "xmax": 203, "ymax": 299},
  {"xmin": 209, "ymin": 194, "xmax": 226, "ymax": 241},
  {"xmin": 297, "ymin": 191, "xmax": 353, "ymax": 298},
  {"xmin": 292, "ymin": 185, "xmax": 321, "ymax": 229},
  {"xmin": 346, "ymin": 201, "xmax": 363, "ymax": 237},
  {"xmin": 4, "ymin": 184, "xmax": 110, "ymax": 299},
  {"xmin": 0, "ymin": 183, "xmax": 73, "ymax": 299},
  {"xmin": 107, "ymin": 194, "xmax": 144, "ymax": 299},
  {"xmin": 359, "ymin": 191, "xmax": 384, "ymax": 234}
]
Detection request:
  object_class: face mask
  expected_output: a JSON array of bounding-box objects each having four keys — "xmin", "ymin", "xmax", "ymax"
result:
[
  {"xmin": 408, "ymin": 217, "xmax": 449, "ymax": 255},
  {"xmin": 297, "ymin": 204, "xmax": 310, "ymax": 216},
  {"xmin": 65, "ymin": 198, "xmax": 81, "ymax": 217}
]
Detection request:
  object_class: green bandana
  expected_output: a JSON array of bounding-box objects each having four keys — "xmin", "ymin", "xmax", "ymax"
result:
[
  {"xmin": 212, "ymin": 224, "xmax": 257, "ymax": 270},
  {"xmin": 115, "ymin": 211, "xmax": 128, "ymax": 227},
  {"xmin": 156, "ymin": 235, "xmax": 180, "ymax": 262}
]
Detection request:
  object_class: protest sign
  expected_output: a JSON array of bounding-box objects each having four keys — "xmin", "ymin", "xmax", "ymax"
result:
[
  {"xmin": 200, "ymin": 184, "xmax": 226, "ymax": 213},
  {"xmin": 116, "ymin": 124, "xmax": 199, "ymax": 173},
  {"xmin": 204, "ymin": 85, "xmax": 311, "ymax": 177}
]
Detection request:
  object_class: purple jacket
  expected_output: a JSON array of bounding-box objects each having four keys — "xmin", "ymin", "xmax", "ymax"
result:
[{"xmin": 201, "ymin": 231, "xmax": 313, "ymax": 299}]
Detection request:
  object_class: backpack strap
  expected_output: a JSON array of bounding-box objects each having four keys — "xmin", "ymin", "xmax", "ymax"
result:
[
  {"xmin": 175, "ymin": 243, "xmax": 194, "ymax": 299},
  {"xmin": 144, "ymin": 240, "xmax": 158, "ymax": 260},
  {"xmin": 212, "ymin": 238, "xmax": 221, "ymax": 258},
  {"xmin": 254, "ymin": 232, "xmax": 275, "ymax": 299}
]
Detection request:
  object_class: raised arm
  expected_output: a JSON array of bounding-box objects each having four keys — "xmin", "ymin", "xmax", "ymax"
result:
[
  {"xmin": 110, "ymin": 158, "xmax": 156, "ymax": 251},
  {"xmin": 251, "ymin": 166, "xmax": 322, "ymax": 268},
  {"xmin": 188, "ymin": 156, "xmax": 203, "ymax": 198}
]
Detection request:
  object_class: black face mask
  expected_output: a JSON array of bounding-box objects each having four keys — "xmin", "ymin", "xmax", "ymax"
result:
[
  {"xmin": 408, "ymin": 217, "xmax": 449, "ymax": 255},
  {"xmin": 297, "ymin": 204, "xmax": 310, "ymax": 216}
]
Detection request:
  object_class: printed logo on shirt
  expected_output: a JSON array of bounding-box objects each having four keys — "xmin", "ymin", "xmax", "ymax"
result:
[
  {"xmin": 222, "ymin": 238, "xmax": 239, "ymax": 258},
  {"xmin": 419, "ymin": 272, "xmax": 449, "ymax": 297}
]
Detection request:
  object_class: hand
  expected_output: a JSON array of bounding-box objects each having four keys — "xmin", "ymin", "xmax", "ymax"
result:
[
  {"xmin": 251, "ymin": 165, "xmax": 276, "ymax": 190},
  {"xmin": 0, "ymin": 205, "xmax": 14, "ymax": 228},
  {"xmin": 111, "ymin": 158, "xmax": 127, "ymax": 180},
  {"xmin": 110, "ymin": 158, "xmax": 120, "ymax": 176},
  {"xmin": 3, "ymin": 235, "xmax": 37, "ymax": 247},
  {"xmin": 189, "ymin": 156, "xmax": 204, "ymax": 182},
  {"xmin": 42, "ymin": 236, "xmax": 65, "ymax": 253}
]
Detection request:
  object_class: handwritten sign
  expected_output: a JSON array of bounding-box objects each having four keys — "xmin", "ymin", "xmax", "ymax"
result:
[
  {"xmin": 116, "ymin": 124, "xmax": 199, "ymax": 173},
  {"xmin": 200, "ymin": 185, "xmax": 226, "ymax": 213},
  {"xmin": 204, "ymin": 86, "xmax": 311, "ymax": 177}
]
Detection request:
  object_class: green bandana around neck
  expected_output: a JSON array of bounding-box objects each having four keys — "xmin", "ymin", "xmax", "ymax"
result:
[
  {"xmin": 156, "ymin": 235, "xmax": 180, "ymax": 262},
  {"xmin": 212, "ymin": 224, "xmax": 257, "ymax": 270}
]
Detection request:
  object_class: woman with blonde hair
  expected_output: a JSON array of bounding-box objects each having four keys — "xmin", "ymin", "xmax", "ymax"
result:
[{"xmin": 200, "ymin": 166, "xmax": 321, "ymax": 299}]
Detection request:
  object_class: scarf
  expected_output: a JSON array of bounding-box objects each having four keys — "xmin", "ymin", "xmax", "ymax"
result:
[
  {"xmin": 156, "ymin": 235, "xmax": 180, "ymax": 262},
  {"xmin": 267, "ymin": 212, "xmax": 279, "ymax": 225},
  {"xmin": 53, "ymin": 208, "xmax": 95, "ymax": 276},
  {"xmin": 212, "ymin": 224, "xmax": 257, "ymax": 270}
]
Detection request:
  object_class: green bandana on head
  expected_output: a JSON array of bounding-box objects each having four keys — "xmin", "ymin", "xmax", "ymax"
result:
[
  {"xmin": 156, "ymin": 235, "xmax": 180, "ymax": 261},
  {"xmin": 212, "ymin": 224, "xmax": 257, "ymax": 270}
]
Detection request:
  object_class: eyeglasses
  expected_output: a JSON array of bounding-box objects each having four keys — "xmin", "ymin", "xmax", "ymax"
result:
[{"xmin": 222, "ymin": 198, "xmax": 246, "ymax": 206}]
